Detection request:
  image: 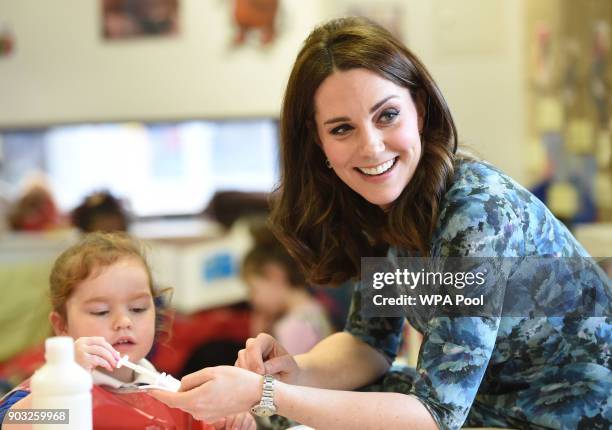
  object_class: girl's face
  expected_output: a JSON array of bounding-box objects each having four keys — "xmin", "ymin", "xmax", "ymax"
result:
[
  {"xmin": 314, "ymin": 68, "xmax": 423, "ymax": 209},
  {"xmin": 51, "ymin": 257, "xmax": 155, "ymax": 364}
]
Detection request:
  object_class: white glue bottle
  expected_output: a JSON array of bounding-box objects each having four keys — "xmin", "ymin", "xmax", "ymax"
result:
[{"xmin": 31, "ymin": 337, "xmax": 93, "ymax": 430}]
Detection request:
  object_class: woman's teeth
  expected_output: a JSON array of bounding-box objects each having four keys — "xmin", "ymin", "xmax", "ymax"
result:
[{"xmin": 357, "ymin": 158, "xmax": 396, "ymax": 176}]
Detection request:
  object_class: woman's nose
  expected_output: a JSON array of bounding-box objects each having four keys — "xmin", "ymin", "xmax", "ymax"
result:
[{"xmin": 359, "ymin": 127, "xmax": 385, "ymax": 158}]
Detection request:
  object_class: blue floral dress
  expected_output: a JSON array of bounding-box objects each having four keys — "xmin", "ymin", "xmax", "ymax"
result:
[{"xmin": 346, "ymin": 160, "xmax": 611, "ymax": 430}]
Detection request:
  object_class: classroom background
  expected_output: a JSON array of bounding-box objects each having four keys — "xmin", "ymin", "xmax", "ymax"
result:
[{"xmin": 0, "ymin": 0, "xmax": 610, "ymax": 396}]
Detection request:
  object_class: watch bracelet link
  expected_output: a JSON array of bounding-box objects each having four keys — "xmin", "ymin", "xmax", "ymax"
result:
[
  {"xmin": 251, "ymin": 374, "xmax": 277, "ymax": 416},
  {"xmin": 261, "ymin": 374, "xmax": 275, "ymax": 403}
]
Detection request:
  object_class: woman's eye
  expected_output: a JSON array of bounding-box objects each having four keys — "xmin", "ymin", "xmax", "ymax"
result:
[
  {"xmin": 330, "ymin": 124, "xmax": 353, "ymax": 135},
  {"xmin": 379, "ymin": 109, "xmax": 399, "ymax": 123}
]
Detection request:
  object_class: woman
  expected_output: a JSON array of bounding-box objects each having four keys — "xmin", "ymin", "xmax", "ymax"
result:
[{"xmin": 151, "ymin": 17, "xmax": 610, "ymax": 430}]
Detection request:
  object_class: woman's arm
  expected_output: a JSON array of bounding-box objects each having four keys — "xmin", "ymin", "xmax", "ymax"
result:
[
  {"xmin": 276, "ymin": 382, "xmax": 438, "ymax": 430},
  {"xmin": 293, "ymin": 331, "xmax": 390, "ymax": 389},
  {"xmin": 238, "ymin": 331, "xmax": 390, "ymax": 390},
  {"xmin": 150, "ymin": 366, "xmax": 438, "ymax": 430}
]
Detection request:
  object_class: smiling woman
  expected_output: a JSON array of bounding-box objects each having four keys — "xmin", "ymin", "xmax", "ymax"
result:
[
  {"xmin": 274, "ymin": 16, "xmax": 457, "ymax": 286},
  {"xmin": 148, "ymin": 16, "xmax": 610, "ymax": 430},
  {"xmin": 315, "ymin": 68, "xmax": 422, "ymax": 209}
]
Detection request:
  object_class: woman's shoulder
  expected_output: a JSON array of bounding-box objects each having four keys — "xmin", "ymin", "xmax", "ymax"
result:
[
  {"xmin": 430, "ymin": 160, "xmax": 532, "ymax": 257},
  {"xmin": 436, "ymin": 160, "xmax": 532, "ymax": 229},
  {"xmin": 444, "ymin": 159, "xmax": 531, "ymax": 203},
  {"xmin": 431, "ymin": 160, "xmax": 587, "ymax": 257}
]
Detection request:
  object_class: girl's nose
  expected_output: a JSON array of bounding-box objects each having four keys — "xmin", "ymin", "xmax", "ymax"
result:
[{"xmin": 113, "ymin": 314, "xmax": 132, "ymax": 330}]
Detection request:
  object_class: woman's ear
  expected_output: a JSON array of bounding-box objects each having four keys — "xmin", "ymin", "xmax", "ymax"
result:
[{"xmin": 49, "ymin": 311, "xmax": 68, "ymax": 336}]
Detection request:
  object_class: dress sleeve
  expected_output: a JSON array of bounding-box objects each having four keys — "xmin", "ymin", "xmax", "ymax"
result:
[
  {"xmin": 409, "ymin": 193, "xmax": 524, "ymax": 430},
  {"xmin": 344, "ymin": 281, "xmax": 405, "ymax": 365},
  {"xmin": 0, "ymin": 390, "xmax": 30, "ymax": 424}
]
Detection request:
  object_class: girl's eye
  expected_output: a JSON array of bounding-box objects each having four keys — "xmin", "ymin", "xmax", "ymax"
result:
[
  {"xmin": 330, "ymin": 124, "xmax": 353, "ymax": 135},
  {"xmin": 131, "ymin": 307, "xmax": 148, "ymax": 313},
  {"xmin": 379, "ymin": 109, "xmax": 399, "ymax": 124},
  {"xmin": 90, "ymin": 311, "xmax": 109, "ymax": 316}
]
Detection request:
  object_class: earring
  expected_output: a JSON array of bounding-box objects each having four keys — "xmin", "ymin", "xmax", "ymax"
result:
[{"xmin": 325, "ymin": 159, "xmax": 332, "ymax": 168}]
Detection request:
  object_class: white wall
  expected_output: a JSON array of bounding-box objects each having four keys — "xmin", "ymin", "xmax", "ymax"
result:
[
  {"xmin": 411, "ymin": 0, "xmax": 527, "ymax": 184},
  {"xmin": 0, "ymin": 0, "xmax": 527, "ymax": 183},
  {"xmin": 0, "ymin": 0, "xmax": 322, "ymax": 126}
]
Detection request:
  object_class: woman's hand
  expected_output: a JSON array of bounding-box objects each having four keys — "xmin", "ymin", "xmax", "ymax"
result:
[
  {"xmin": 219, "ymin": 412, "xmax": 257, "ymax": 430},
  {"xmin": 149, "ymin": 366, "xmax": 261, "ymax": 423},
  {"xmin": 236, "ymin": 333, "xmax": 300, "ymax": 384},
  {"xmin": 74, "ymin": 336, "xmax": 120, "ymax": 372}
]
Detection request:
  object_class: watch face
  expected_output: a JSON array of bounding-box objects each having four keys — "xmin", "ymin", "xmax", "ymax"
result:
[{"xmin": 250, "ymin": 404, "xmax": 276, "ymax": 417}]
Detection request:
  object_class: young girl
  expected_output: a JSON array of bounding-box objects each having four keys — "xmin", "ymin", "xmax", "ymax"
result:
[
  {"xmin": 242, "ymin": 225, "xmax": 332, "ymax": 355},
  {"xmin": 0, "ymin": 232, "xmax": 255, "ymax": 430}
]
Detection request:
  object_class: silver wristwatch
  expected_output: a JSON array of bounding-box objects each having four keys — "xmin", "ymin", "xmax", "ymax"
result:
[{"xmin": 250, "ymin": 374, "xmax": 277, "ymax": 417}]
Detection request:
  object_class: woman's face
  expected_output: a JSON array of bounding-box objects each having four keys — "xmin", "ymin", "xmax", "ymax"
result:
[{"xmin": 314, "ymin": 68, "xmax": 423, "ymax": 209}]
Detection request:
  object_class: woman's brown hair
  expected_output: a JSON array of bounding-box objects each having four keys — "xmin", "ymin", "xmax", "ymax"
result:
[
  {"xmin": 270, "ymin": 17, "xmax": 458, "ymax": 285},
  {"xmin": 49, "ymin": 231, "xmax": 172, "ymax": 339}
]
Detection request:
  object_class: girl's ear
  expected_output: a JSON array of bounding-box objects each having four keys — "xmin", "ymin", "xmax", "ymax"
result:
[{"xmin": 49, "ymin": 311, "xmax": 68, "ymax": 336}]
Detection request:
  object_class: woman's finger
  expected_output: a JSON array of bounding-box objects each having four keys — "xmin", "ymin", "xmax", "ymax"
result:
[
  {"xmin": 245, "ymin": 416, "xmax": 256, "ymax": 430},
  {"xmin": 180, "ymin": 367, "xmax": 215, "ymax": 391},
  {"xmin": 224, "ymin": 414, "xmax": 237, "ymax": 429},
  {"xmin": 236, "ymin": 349, "xmax": 246, "ymax": 369},
  {"xmin": 244, "ymin": 337, "xmax": 266, "ymax": 374},
  {"xmin": 264, "ymin": 354, "xmax": 294, "ymax": 375},
  {"xmin": 148, "ymin": 389, "xmax": 189, "ymax": 409},
  {"xmin": 239, "ymin": 413, "xmax": 254, "ymax": 430},
  {"xmin": 210, "ymin": 418, "xmax": 226, "ymax": 429}
]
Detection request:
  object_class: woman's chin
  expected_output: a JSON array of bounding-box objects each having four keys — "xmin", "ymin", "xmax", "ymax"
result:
[{"xmin": 362, "ymin": 192, "xmax": 400, "ymax": 209}]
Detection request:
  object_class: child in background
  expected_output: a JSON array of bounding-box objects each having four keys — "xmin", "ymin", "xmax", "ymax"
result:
[
  {"xmin": 0, "ymin": 232, "xmax": 254, "ymax": 430},
  {"xmin": 8, "ymin": 183, "xmax": 63, "ymax": 231},
  {"xmin": 242, "ymin": 226, "xmax": 332, "ymax": 355},
  {"xmin": 71, "ymin": 190, "xmax": 130, "ymax": 233}
]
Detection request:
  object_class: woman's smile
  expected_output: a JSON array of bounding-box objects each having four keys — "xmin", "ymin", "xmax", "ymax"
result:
[
  {"xmin": 355, "ymin": 156, "xmax": 399, "ymax": 176},
  {"xmin": 315, "ymin": 68, "xmax": 422, "ymax": 208}
]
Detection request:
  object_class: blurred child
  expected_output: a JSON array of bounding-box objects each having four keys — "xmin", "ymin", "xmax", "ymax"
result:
[
  {"xmin": 71, "ymin": 190, "xmax": 130, "ymax": 233},
  {"xmin": 8, "ymin": 184, "xmax": 63, "ymax": 231},
  {"xmin": 0, "ymin": 232, "xmax": 254, "ymax": 429},
  {"xmin": 242, "ymin": 226, "xmax": 332, "ymax": 355}
]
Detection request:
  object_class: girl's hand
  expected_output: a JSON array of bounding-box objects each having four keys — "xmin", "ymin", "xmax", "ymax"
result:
[
  {"xmin": 237, "ymin": 333, "xmax": 300, "ymax": 384},
  {"xmin": 149, "ymin": 366, "xmax": 261, "ymax": 423},
  {"xmin": 74, "ymin": 336, "xmax": 120, "ymax": 372}
]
